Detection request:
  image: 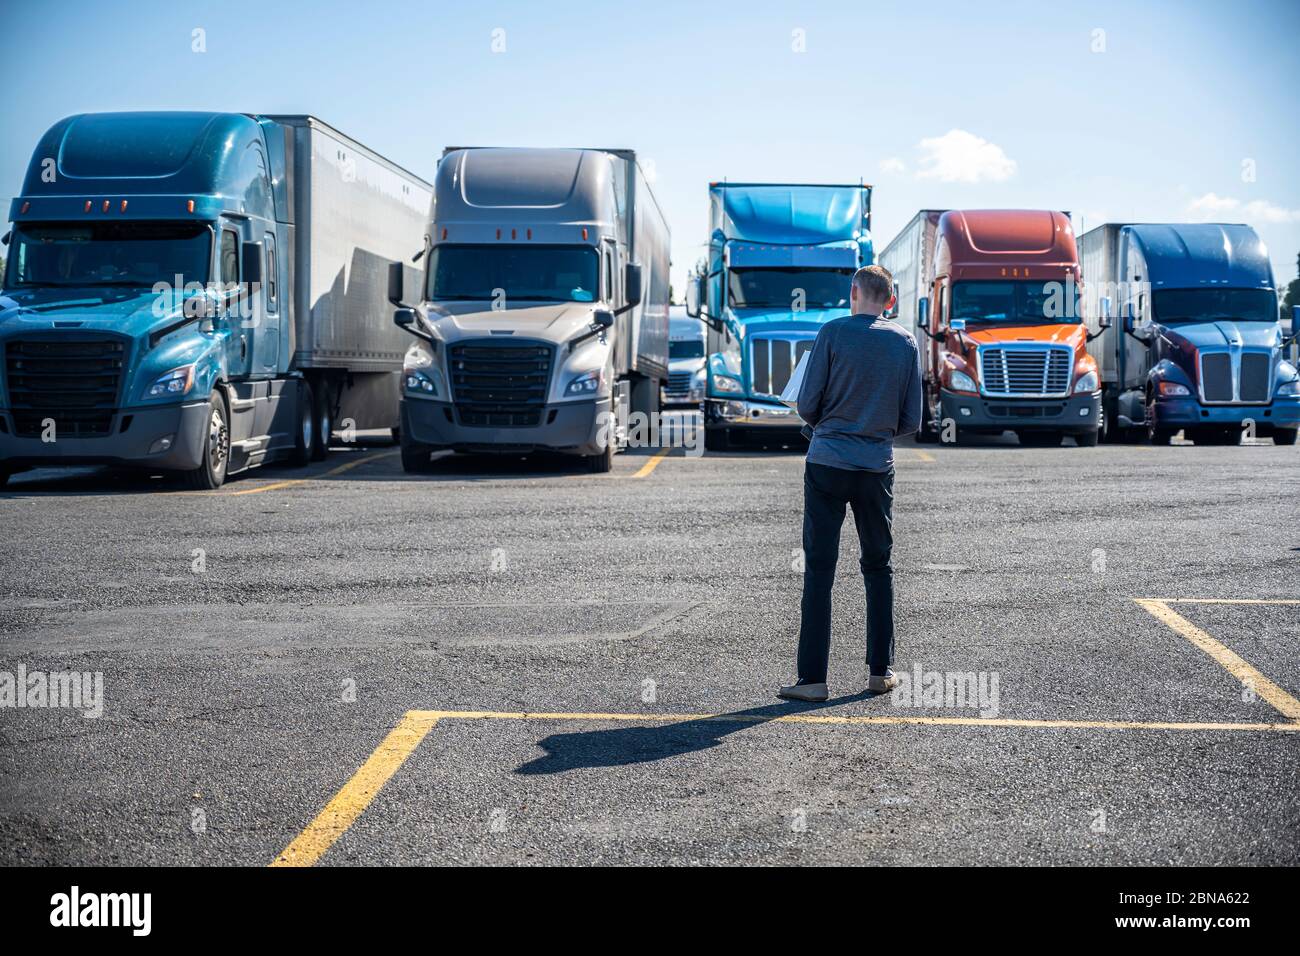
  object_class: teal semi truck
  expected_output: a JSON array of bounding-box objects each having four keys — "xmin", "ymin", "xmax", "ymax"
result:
[
  {"xmin": 1080, "ymin": 222, "xmax": 1300, "ymax": 445},
  {"xmin": 0, "ymin": 112, "xmax": 431, "ymax": 488},
  {"xmin": 684, "ymin": 182, "xmax": 872, "ymax": 450}
]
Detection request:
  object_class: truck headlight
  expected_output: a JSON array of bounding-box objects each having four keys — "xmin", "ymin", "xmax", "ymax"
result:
[
  {"xmin": 404, "ymin": 369, "xmax": 442, "ymax": 396},
  {"xmin": 565, "ymin": 369, "xmax": 603, "ymax": 396},
  {"xmin": 1277, "ymin": 363, "xmax": 1299, "ymax": 396},
  {"xmin": 1073, "ymin": 370, "xmax": 1099, "ymax": 393},
  {"xmin": 712, "ymin": 373, "xmax": 743, "ymax": 394},
  {"xmin": 949, "ymin": 369, "xmax": 977, "ymax": 393},
  {"xmin": 147, "ymin": 365, "xmax": 195, "ymax": 398},
  {"xmin": 1158, "ymin": 381, "xmax": 1191, "ymax": 397}
]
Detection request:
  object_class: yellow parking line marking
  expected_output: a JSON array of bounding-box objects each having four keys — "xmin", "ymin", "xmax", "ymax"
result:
[
  {"xmin": 271, "ymin": 711, "xmax": 440, "ymax": 867},
  {"xmin": 220, "ymin": 449, "xmax": 399, "ymax": 497},
  {"xmin": 1147, "ymin": 599, "xmax": 1300, "ymax": 606},
  {"xmin": 1134, "ymin": 598, "xmax": 1300, "ymax": 722},
  {"xmin": 629, "ymin": 447, "xmax": 671, "ymax": 478},
  {"xmin": 274, "ymin": 703, "xmax": 1300, "ymax": 866},
  {"xmin": 911, "ymin": 450, "xmax": 936, "ymax": 463},
  {"xmin": 407, "ymin": 709, "xmax": 1300, "ymax": 733}
]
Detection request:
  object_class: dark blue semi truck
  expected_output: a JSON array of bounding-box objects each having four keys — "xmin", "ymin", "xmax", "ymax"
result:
[
  {"xmin": 1080, "ymin": 222, "xmax": 1300, "ymax": 445},
  {"xmin": 0, "ymin": 112, "xmax": 430, "ymax": 487}
]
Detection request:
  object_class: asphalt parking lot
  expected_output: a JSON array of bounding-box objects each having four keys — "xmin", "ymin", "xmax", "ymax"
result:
[{"xmin": 1, "ymin": 424, "xmax": 1298, "ymax": 866}]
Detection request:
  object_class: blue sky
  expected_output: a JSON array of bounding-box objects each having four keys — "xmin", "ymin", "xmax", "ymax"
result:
[{"xmin": 4, "ymin": 0, "xmax": 1298, "ymax": 294}]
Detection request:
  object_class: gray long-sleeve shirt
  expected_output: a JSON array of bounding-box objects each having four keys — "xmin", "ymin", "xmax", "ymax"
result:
[{"xmin": 796, "ymin": 313, "xmax": 923, "ymax": 472}]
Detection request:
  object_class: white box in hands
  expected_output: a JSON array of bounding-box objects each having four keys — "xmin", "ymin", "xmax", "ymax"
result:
[{"xmin": 779, "ymin": 351, "xmax": 811, "ymax": 408}]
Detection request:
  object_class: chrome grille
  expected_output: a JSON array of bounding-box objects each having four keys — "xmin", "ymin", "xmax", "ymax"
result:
[
  {"xmin": 1198, "ymin": 350, "xmax": 1271, "ymax": 404},
  {"xmin": 1200, "ymin": 352, "xmax": 1232, "ymax": 402},
  {"xmin": 5, "ymin": 335, "xmax": 127, "ymax": 438},
  {"xmin": 1240, "ymin": 352, "xmax": 1270, "ymax": 403},
  {"xmin": 750, "ymin": 337, "xmax": 815, "ymax": 398},
  {"xmin": 448, "ymin": 340, "xmax": 553, "ymax": 428},
  {"xmin": 665, "ymin": 371, "xmax": 694, "ymax": 398},
  {"xmin": 978, "ymin": 346, "xmax": 1072, "ymax": 397}
]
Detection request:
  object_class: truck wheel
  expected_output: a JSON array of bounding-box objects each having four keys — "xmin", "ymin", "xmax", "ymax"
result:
[
  {"xmin": 181, "ymin": 391, "xmax": 230, "ymax": 490},
  {"xmin": 310, "ymin": 383, "xmax": 332, "ymax": 461},
  {"xmin": 1074, "ymin": 429, "xmax": 1100, "ymax": 447},
  {"xmin": 1146, "ymin": 394, "xmax": 1174, "ymax": 445},
  {"xmin": 704, "ymin": 427, "xmax": 731, "ymax": 452},
  {"xmin": 290, "ymin": 380, "xmax": 314, "ymax": 466},
  {"xmin": 1273, "ymin": 428, "xmax": 1298, "ymax": 446},
  {"xmin": 585, "ymin": 440, "xmax": 615, "ymax": 473},
  {"xmin": 400, "ymin": 434, "xmax": 436, "ymax": 473},
  {"xmin": 1018, "ymin": 430, "xmax": 1062, "ymax": 447},
  {"xmin": 916, "ymin": 399, "xmax": 940, "ymax": 443}
]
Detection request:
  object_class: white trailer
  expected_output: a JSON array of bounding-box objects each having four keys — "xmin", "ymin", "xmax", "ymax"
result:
[
  {"xmin": 267, "ymin": 116, "xmax": 433, "ymax": 437},
  {"xmin": 877, "ymin": 209, "xmax": 944, "ymax": 342}
]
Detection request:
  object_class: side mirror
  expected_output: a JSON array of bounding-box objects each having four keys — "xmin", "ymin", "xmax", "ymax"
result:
[
  {"xmin": 1292, "ymin": 305, "xmax": 1299, "ymax": 338},
  {"xmin": 593, "ymin": 309, "xmax": 615, "ymax": 329},
  {"xmin": 949, "ymin": 318, "xmax": 967, "ymax": 332},
  {"xmin": 685, "ymin": 276, "xmax": 701, "ymax": 318},
  {"xmin": 1, "ymin": 230, "xmax": 10, "ymax": 247},
  {"xmin": 624, "ymin": 262, "xmax": 643, "ymax": 308},
  {"xmin": 184, "ymin": 288, "xmax": 220, "ymax": 321},
  {"xmin": 917, "ymin": 296, "xmax": 930, "ymax": 329},
  {"xmin": 241, "ymin": 241, "xmax": 263, "ymax": 285},
  {"xmin": 393, "ymin": 307, "xmax": 433, "ymax": 343},
  {"xmin": 1122, "ymin": 303, "xmax": 1136, "ymax": 335},
  {"xmin": 1099, "ymin": 296, "xmax": 1113, "ymax": 329},
  {"xmin": 388, "ymin": 261, "xmax": 406, "ymax": 306}
]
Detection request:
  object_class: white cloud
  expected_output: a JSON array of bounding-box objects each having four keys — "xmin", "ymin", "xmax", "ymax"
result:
[
  {"xmin": 915, "ymin": 129, "xmax": 1017, "ymax": 184},
  {"xmin": 878, "ymin": 157, "xmax": 906, "ymax": 175},
  {"xmin": 1187, "ymin": 192, "xmax": 1300, "ymax": 224}
]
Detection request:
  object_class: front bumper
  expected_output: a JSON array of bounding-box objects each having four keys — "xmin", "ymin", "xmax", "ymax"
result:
[
  {"xmin": 662, "ymin": 385, "xmax": 705, "ymax": 407},
  {"xmin": 1151, "ymin": 395, "xmax": 1300, "ymax": 430},
  {"xmin": 704, "ymin": 398, "xmax": 805, "ymax": 429},
  {"xmin": 402, "ymin": 396, "xmax": 609, "ymax": 455},
  {"xmin": 940, "ymin": 389, "xmax": 1101, "ymax": 434},
  {"xmin": 0, "ymin": 399, "xmax": 210, "ymax": 472}
]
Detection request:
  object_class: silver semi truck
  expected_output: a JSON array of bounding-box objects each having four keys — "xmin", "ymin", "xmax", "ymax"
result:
[{"xmin": 388, "ymin": 147, "xmax": 671, "ymax": 472}]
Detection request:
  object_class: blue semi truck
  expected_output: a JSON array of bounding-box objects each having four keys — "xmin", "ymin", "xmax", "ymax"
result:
[
  {"xmin": 1080, "ymin": 222, "xmax": 1300, "ymax": 445},
  {"xmin": 0, "ymin": 111, "xmax": 431, "ymax": 488},
  {"xmin": 684, "ymin": 182, "xmax": 872, "ymax": 450}
]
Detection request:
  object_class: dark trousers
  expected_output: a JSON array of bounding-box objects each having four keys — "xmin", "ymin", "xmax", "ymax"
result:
[{"xmin": 797, "ymin": 461, "xmax": 895, "ymax": 683}]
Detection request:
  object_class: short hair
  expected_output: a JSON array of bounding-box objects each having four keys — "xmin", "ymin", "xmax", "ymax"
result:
[{"xmin": 853, "ymin": 265, "xmax": 894, "ymax": 306}]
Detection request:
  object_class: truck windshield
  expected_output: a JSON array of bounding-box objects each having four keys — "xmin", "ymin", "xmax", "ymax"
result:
[
  {"xmin": 670, "ymin": 339, "xmax": 705, "ymax": 359},
  {"xmin": 4, "ymin": 221, "xmax": 211, "ymax": 290},
  {"xmin": 727, "ymin": 268, "xmax": 853, "ymax": 309},
  {"xmin": 951, "ymin": 280, "xmax": 1080, "ymax": 324},
  {"xmin": 1152, "ymin": 288, "xmax": 1277, "ymax": 324},
  {"xmin": 428, "ymin": 244, "xmax": 599, "ymax": 303}
]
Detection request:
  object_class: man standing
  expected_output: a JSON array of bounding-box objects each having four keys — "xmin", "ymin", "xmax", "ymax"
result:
[{"xmin": 779, "ymin": 265, "xmax": 922, "ymax": 702}]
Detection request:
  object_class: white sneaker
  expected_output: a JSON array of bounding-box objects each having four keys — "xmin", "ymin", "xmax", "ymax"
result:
[
  {"xmin": 777, "ymin": 682, "xmax": 829, "ymax": 702},
  {"xmin": 867, "ymin": 668, "xmax": 898, "ymax": 693}
]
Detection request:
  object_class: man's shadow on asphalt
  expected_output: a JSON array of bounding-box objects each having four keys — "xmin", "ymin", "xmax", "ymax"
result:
[{"xmin": 515, "ymin": 692, "xmax": 876, "ymax": 775}]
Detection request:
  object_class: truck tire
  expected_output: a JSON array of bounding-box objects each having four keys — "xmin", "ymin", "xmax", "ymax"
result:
[
  {"xmin": 585, "ymin": 440, "xmax": 615, "ymax": 473},
  {"xmin": 915, "ymin": 399, "xmax": 940, "ymax": 443},
  {"xmin": 1074, "ymin": 429, "xmax": 1100, "ymax": 447},
  {"xmin": 310, "ymin": 383, "xmax": 332, "ymax": 461},
  {"xmin": 704, "ymin": 427, "xmax": 731, "ymax": 452},
  {"xmin": 181, "ymin": 391, "xmax": 231, "ymax": 490},
  {"xmin": 1017, "ymin": 430, "xmax": 1062, "ymax": 447},
  {"xmin": 400, "ymin": 433, "xmax": 436, "ymax": 473},
  {"xmin": 290, "ymin": 380, "xmax": 314, "ymax": 467},
  {"xmin": 1146, "ymin": 393, "xmax": 1174, "ymax": 445},
  {"xmin": 1273, "ymin": 428, "xmax": 1298, "ymax": 446}
]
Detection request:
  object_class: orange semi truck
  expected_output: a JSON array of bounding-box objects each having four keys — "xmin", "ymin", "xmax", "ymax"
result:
[{"xmin": 878, "ymin": 209, "xmax": 1103, "ymax": 446}]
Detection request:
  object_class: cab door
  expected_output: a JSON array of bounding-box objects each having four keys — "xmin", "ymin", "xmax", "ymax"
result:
[{"xmin": 217, "ymin": 221, "xmax": 252, "ymax": 380}]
